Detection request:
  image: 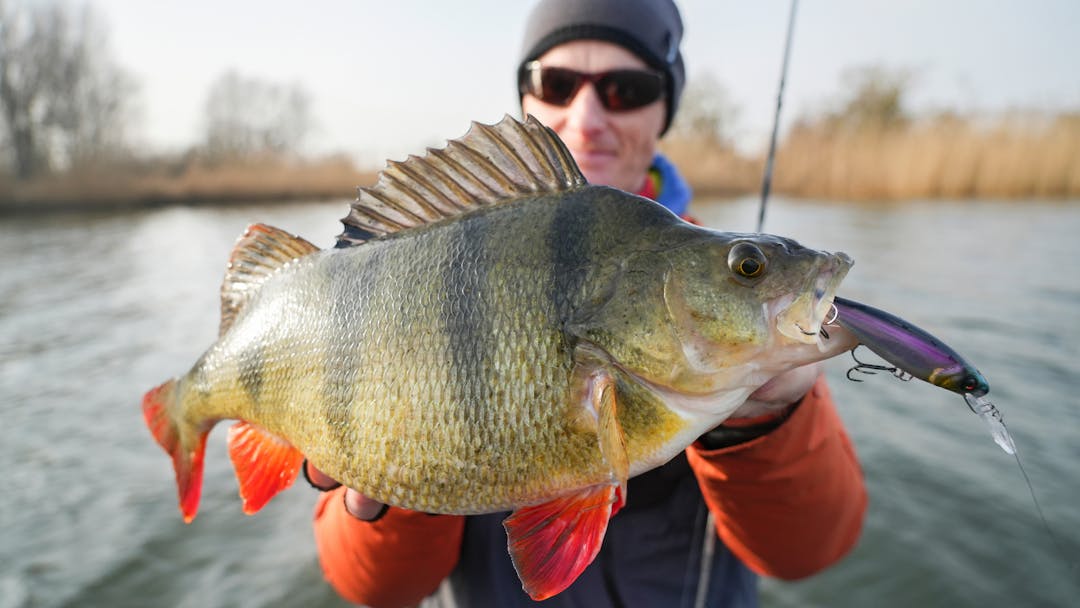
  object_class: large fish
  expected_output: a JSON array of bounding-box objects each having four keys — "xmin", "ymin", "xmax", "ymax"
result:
[{"xmin": 142, "ymin": 115, "xmax": 856, "ymax": 600}]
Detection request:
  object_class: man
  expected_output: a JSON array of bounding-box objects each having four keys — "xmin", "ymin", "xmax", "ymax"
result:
[{"xmin": 309, "ymin": 1, "xmax": 866, "ymax": 606}]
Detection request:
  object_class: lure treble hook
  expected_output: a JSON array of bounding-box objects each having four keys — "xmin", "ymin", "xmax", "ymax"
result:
[{"xmin": 844, "ymin": 346, "xmax": 912, "ymax": 383}]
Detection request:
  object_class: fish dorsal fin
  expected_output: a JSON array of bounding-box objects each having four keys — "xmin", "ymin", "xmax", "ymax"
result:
[
  {"xmin": 336, "ymin": 114, "xmax": 586, "ymax": 247},
  {"xmin": 220, "ymin": 223, "xmax": 319, "ymax": 336}
]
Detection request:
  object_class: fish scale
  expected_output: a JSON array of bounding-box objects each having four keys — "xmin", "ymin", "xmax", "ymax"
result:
[
  {"xmin": 309, "ymin": 224, "xmax": 575, "ymax": 510},
  {"xmin": 143, "ymin": 115, "xmax": 855, "ymax": 600}
]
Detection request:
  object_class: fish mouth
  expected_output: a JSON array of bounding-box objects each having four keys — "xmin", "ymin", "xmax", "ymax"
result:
[{"xmin": 774, "ymin": 253, "xmax": 851, "ymax": 346}]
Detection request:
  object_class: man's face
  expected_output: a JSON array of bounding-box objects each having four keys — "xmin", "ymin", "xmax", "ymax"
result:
[{"xmin": 521, "ymin": 40, "xmax": 667, "ymax": 193}]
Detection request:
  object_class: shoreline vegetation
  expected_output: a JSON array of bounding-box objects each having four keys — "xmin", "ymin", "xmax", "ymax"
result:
[
  {"xmin": 665, "ymin": 110, "xmax": 1080, "ymax": 201},
  {"xmin": 5, "ymin": 110, "xmax": 1078, "ymax": 215},
  {"xmin": 0, "ymin": 154, "xmax": 378, "ymax": 214},
  {"xmin": 2, "ymin": 109, "xmax": 1078, "ymax": 215}
]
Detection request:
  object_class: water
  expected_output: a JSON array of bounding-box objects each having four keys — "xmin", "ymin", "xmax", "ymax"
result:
[{"xmin": 2, "ymin": 197, "xmax": 1078, "ymax": 607}]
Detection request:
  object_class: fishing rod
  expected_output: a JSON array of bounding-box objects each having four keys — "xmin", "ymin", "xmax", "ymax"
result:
[
  {"xmin": 756, "ymin": 0, "xmax": 799, "ymax": 233},
  {"xmin": 694, "ymin": 5, "xmax": 803, "ymax": 607}
]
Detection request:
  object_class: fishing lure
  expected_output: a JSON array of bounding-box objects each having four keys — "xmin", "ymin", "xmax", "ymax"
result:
[
  {"xmin": 828, "ymin": 296, "xmax": 1012, "ymax": 452},
  {"xmin": 831, "ymin": 296, "xmax": 990, "ymax": 396}
]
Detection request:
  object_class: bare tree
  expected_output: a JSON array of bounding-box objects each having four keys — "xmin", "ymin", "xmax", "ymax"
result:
[
  {"xmin": 202, "ymin": 70, "xmax": 311, "ymax": 162},
  {"xmin": 0, "ymin": 0, "xmax": 135, "ymax": 178},
  {"xmin": 829, "ymin": 65, "xmax": 912, "ymax": 131},
  {"xmin": 666, "ymin": 73, "xmax": 740, "ymax": 148}
]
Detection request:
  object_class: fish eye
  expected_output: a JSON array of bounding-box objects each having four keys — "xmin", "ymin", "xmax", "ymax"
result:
[{"xmin": 728, "ymin": 243, "xmax": 767, "ymax": 279}]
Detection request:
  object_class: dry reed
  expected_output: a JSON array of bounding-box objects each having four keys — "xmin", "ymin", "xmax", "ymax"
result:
[
  {"xmin": 768, "ymin": 112, "xmax": 1080, "ymax": 200},
  {"xmin": 658, "ymin": 136, "xmax": 762, "ymax": 198},
  {"xmin": 0, "ymin": 155, "xmax": 376, "ymax": 213}
]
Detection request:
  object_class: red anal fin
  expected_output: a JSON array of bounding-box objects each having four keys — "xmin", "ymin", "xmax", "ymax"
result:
[
  {"xmin": 503, "ymin": 483, "xmax": 620, "ymax": 601},
  {"xmin": 227, "ymin": 421, "xmax": 304, "ymax": 514},
  {"xmin": 142, "ymin": 379, "xmax": 208, "ymax": 523}
]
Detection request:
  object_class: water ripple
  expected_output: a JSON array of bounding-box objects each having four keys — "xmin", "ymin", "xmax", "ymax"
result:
[{"xmin": 3, "ymin": 199, "xmax": 1078, "ymax": 608}]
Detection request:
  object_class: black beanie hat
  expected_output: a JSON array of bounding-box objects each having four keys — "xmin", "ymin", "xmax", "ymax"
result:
[{"xmin": 518, "ymin": 0, "xmax": 686, "ymax": 135}]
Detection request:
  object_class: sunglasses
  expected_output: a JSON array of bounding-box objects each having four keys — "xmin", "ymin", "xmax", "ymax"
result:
[{"xmin": 518, "ymin": 61, "xmax": 666, "ymax": 112}]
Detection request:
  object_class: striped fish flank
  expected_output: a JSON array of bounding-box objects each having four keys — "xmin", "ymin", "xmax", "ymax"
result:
[{"xmin": 142, "ymin": 114, "xmax": 857, "ymax": 601}]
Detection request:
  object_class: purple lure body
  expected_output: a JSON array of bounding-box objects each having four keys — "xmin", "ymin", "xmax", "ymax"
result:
[{"xmin": 832, "ymin": 296, "xmax": 990, "ymax": 397}]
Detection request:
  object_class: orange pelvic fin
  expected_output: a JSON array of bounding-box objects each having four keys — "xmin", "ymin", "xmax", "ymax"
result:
[
  {"xmin": 503, "ymin": 483, "xmax": 622, "ymax": 601},
  {"xmin": 227, "ymin": 421, "xmax": 304, "ymax": 514},
  {"xmin": 142, "ymin": 379, "xmax": 209, "ymax": 523}
]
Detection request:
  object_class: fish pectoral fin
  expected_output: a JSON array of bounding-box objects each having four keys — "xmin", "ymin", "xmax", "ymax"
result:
[
  {"xmin": 594, "ymin": 370, "xmax": 629, "ymax": 512},
  {"xmin": 226, "ymin": 421, "xmax": 305, "ymax": 515},
  {"xmin": 569, "ymin": 344, "xmax": 630, "ymax": 508},
  {"xmin": 503, "ymin": 483, "xmax": 621, "ymax": 601}
]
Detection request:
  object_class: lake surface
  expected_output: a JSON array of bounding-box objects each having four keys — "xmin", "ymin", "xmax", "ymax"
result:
[{"xmin": 2, "ymin": 196, "xmax": 1078, "ymax": 607}]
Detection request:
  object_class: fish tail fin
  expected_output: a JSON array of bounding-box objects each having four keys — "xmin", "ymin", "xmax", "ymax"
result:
[{"xmin": 142, "ymin": 379, "xmax": 209, "ymax": 523}]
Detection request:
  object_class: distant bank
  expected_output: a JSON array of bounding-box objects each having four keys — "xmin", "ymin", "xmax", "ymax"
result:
[
  {"xmin": 0, "ymin": 157, "xmax": 377, "ymax": 214},
  {"xmin": 3, "ymin": 116, "xmax": 1079, "ymax": 214}
]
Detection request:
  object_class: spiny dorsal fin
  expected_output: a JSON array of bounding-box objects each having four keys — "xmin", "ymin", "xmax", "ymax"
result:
[
  {"xmin": 220, "ymin": 223, "xmax": 319, "ymax": 336},
  {"xmin": 336, "ymin": 114, "xmax": 586, "ymax": 247}
]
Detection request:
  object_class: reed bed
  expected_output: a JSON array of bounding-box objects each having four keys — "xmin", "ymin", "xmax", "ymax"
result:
[
  {"xmin": 0, "ymin": 156, "xmax": 376, "ymax": 213},
  {"xmin": 661, "ymin": 112, "xmax": 1080, "ymax": 201},
  {"xmin": 659, "ymin": 136, "xmax": 762, "ymax": 198}
]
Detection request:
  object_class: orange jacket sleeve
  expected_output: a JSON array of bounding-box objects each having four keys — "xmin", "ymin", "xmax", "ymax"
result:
[
  {"xmin": 686, "ymin": 375, "xmax": 867, "ymax": 580},
  {"xmin": 312, "ymin": 488, "xmax": 465, "ymax": 608}
]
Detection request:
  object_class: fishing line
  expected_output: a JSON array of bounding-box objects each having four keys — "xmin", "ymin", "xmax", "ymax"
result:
[
  {"xmin": 756, "ymin": 0, "xmax": 799, "ymax": 233},
  {"xmin": 1009, "ymin": 446, "xmax": 1069, "ymax": 569},
  {"xmin": 965, "ymin": 395, "xmax": 1076, "ymax": 576}
]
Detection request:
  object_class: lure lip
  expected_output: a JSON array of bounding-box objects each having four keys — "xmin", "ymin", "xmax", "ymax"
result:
[
  {"xmin": 963, "ymin": 393, "xmax": 1016, "ymax": 455},
  {"xmin": 830, "ymin": 296, "xmax": 990, "ymax": 397}
]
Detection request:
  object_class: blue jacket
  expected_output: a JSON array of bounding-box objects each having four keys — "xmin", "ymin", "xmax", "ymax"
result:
[{"xmin": 652, "ymin": 153, "xmax": 693, "ymax": 217}]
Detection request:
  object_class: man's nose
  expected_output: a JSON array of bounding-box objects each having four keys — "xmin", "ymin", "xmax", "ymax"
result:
[{"xmin": 563, "ymin": 83, "xmax": 608, "ymax": 134}]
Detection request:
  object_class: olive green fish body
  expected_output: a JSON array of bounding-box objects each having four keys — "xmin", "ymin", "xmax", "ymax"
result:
[
  {"xmin": 178, "ymin": 188, "xmax": 704, "ymax": 513},
  {"xmin": 143, "ymin": 116, "xmax": 855, "ymax": 598}
]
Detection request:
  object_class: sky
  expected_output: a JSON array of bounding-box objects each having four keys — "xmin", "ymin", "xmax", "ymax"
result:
[{"xmin": 90, "ymin": 0, "xmax": 1080, "ymax": 165}]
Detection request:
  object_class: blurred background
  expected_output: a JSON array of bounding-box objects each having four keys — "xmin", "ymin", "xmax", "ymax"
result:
[
  {"xmin": 1, "ymin": 0, "xmax": 1078, "ymax": 208},
  {"xmin": 1, "ymin": 1, "xmax": 1078, "ymax": 607}
]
